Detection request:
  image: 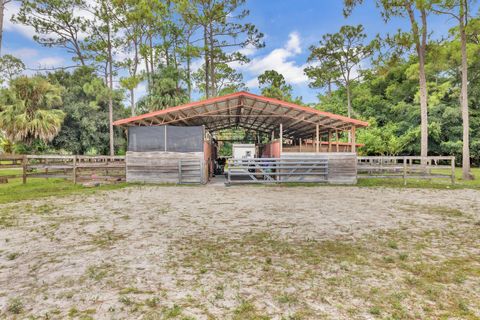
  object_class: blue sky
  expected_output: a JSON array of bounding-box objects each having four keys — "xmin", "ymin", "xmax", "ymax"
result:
[{"xmin": 2, "ymin": 0, "xmax": 462, "ymax": 104}]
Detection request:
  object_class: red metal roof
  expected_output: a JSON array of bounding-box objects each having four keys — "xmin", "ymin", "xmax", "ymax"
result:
[{"xmin": 114, "ymin": 91, "xmax": 368, "ymax": 139}]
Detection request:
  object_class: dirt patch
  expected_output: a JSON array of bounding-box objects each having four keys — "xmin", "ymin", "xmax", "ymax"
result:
[{"xmin": 0, "ymin": 185, "xmax": 479, "ymax": 319}]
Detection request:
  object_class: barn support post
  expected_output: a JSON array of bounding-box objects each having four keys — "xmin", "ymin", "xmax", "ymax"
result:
[
  {"xmin": 350, "ymin": 126, "xmax": 356, "ymax": 153},
  {"xmin": 279, "ymin": 123, "xmax": 283, "ymax": 154},
  {"xmin": 315, "ymin": 124, "xmax": 319, "ymax": 153},
  {"xmin": 299, "ymin": 138, "xmax": 302, "ymax": 152},
  {"xmin": 335, "ymin": 129, "xmax": 339, "ymax": 152},
  {"xmin": 164, "ymin": 125, "xmax": 167, "ymax": 152},
  {"xmin": 328, "ymin": 130, "xmax": 332, "ymax": 152}
]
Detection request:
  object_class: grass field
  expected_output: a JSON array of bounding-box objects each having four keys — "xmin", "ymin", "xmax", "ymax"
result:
[
  {"xmin": 357, "ymin": 167, "xmax": 480, "ymax": 189},
  {"xmin": 0, "ymin": 167, "xmax": 479, "ymax": 205},
  {"xmin": 0, "ymin": 178, "xmax": 130, "ymax": 204}
]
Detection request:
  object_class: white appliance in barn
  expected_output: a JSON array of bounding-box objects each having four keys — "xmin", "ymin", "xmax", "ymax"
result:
[{"xmin": 232, "ymin": 144, "xmax": 256, "ymax": 159}]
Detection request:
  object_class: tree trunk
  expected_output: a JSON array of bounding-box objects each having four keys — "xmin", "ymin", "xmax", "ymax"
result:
[
  {"xmin": 406, "ymin": 4, "xmax": 429, "ymax": 161},
  {"xmin": 204, "ymin": 25, "xmax": 210, "ymax": 98},
  {"xmin": 346, "ymin": 82, "xmax": 352, "ymax": 118},
  {"xmin": 418, "ymin": 52, "xmax": 428, "ymax": 160},
  {"xmin": 418, "ymin": 9, "xmax": 429, "ymax": 161},
  {"xmin": 187, "ymin": 52, "xmax": 192, "ymax": 100},
  {"xmin": 145, "ymin": 56, "xmax": 151, "ymax": 94},
  {"xmin": 460, "ymin": 0, "xmax": 473, "ymax": 180},
  {"xmin": 149, "ymin": 34, "xmax": 154, "ymax": 75},
  {"xmin": 107, "ymin": 15, "xmax": 114, "ymax": 156},
  {"xmin": 209, "ymin": 22, "xmax": 216, "ymax": 96},
  {"xmin": 130, "ymin": 88, "xmax": 135, "ymax": 117},
  {"xmin": 0, "ymin": 0, "xmax": 5, "ymax": 56}
]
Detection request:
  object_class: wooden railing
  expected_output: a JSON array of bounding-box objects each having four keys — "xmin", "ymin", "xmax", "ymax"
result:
[
  {"xmin": 357, "ymin": 156, "xmax": 456, "ymax": 184},
  {"xmin": 0, "ymin": 155, "xmax": 125, "ymax": 184}
]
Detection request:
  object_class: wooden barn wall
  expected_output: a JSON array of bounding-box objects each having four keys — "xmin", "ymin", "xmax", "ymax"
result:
[
  {"xmin": 280, "ymin": 152, "xmax": 357, "ymax": 184},
  {"xmin": 262, "ymin": 140, "xmax": 281, "ymax": 158},
  {"xmin": 126, "ymin": 151, "xmax": 204, "ymax": 184}
]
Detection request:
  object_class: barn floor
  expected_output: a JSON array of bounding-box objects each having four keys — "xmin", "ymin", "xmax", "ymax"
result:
[{"xmin": 0, "ymin": 185, "xmax": 479, "ymax": 319}]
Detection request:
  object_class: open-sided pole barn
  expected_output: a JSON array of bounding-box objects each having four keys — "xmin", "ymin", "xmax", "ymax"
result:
[{"xmin": 113, "ymin": 91, "xmax": 369, "ymax": 184}]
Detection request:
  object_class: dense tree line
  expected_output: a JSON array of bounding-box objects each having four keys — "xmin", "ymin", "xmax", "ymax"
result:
[{"xmin": 0, "ymin": 0, "xmax": 478, "ymax": 177}]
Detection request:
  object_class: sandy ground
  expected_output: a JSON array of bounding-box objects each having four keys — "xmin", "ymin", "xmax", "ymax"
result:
[{"xmin": 0, "ymin": 185, "xmax": 479, "ymax": 319}]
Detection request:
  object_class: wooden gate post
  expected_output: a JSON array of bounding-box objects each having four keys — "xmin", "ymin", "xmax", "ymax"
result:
[
  {"xmin": 22, "ymin": 155, "xmax": 27, "ymax": 184},
  {"xmin": 73, "ymin": 155, "xmax": 77, "ymax": 184},
  {"xmin": 451, "ymin": 156, "xmax": 456, "ymax": 184}
]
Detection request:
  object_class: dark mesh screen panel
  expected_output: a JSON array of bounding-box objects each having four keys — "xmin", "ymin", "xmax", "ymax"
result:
[
  {"xmin": 166, "ymin": 126, "xmax": 204, "ymax": 152},
  {"xmin": 128, "ymin": 125, "xmax": 203, "ymax": 152},
  {"xmin": 128, "ymin": 126, "xmax": 165, "ymax": 152}
]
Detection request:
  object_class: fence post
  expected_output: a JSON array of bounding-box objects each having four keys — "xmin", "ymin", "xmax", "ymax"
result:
[
  {"xmin": 451, "ymin": 156, "xmax": 455, "ymax": 184},
  {"xmin": 403, "ymin": 156, "xmax": 407, "ymax": 186},
  {"xmin": 227, "ymin": 159, "xmax": 231, "ymax": 185},
  {"xmin": 22, "ymin": 155, "xmax": 27, "ymax": 184},
  {"xmin": 73, "ymin": 155, "xmax": 77, "ymax": 184},
  {"xmin": 178, "ymin": 160, "xmax": 182, "ymax": 184}
]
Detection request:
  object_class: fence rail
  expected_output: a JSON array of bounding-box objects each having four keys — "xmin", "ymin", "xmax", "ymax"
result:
[
  {"xmin": 226, "ymin": 158, "xmax": 328, "ymax": 184},
  {"xmin": 357, "ymin": 156, "xmax": 456, "ymax": 184},
  {"xmin": 0, "ymin": 155, "xmax": 126, "ymax": 184}
]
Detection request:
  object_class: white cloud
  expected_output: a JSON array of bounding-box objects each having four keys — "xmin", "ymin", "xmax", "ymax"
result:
[
  {"xmin": 285, "ymin": 32, "xmax": 302, "ymax": 54},
  {"xmin": 37, "ymin": 56, "xmax": 65, "ymax": 67},
  {"xmin": 5, "ymin": 48, "xmax": 38, "ymax": 60},
  {"xmin": 241, "ymin": 31, "xmax": 308, "ymax": 87},
  {"xmin": 3, "ymin": 2, "xmax": 37, "ymax": 39},
  {"xmin": 238, "ymin": 43, "xmax": 258, "ymax": 57},
  {"xmin": 135, "ymin": 83, "xmax": 147, "ymax": 102},
  {"xmin": 4, "ymin": 0, "xmax": 93, "ymax": 41}
]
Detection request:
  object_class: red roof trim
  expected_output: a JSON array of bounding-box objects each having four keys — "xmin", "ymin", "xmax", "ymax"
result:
[{"xmin": 113, "ymin": 91, "xmax": 369, "ymax": 127}]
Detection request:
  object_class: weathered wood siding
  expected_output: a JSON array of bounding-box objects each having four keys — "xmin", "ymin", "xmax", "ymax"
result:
[
  {"xmin": 280, "ymin": 152, "xmax": 357, "ymax": 184},
  {"xmin": 126, "ymin": 151, "xmax": 204, "ymax": 184}
]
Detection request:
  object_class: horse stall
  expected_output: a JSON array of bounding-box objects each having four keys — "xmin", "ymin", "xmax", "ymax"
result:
[
  {"xmin": 126, "ymin": 125, "xmax": 209, "ymax": 184},
  {"xmin": 115, "ymin": 92, "xmax": 369, "ymax": 185}
]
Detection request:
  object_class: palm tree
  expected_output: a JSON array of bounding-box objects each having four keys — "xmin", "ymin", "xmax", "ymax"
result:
[{"xmin": 0, "ymin": 76, "xmax": 65, "ymax": 145}]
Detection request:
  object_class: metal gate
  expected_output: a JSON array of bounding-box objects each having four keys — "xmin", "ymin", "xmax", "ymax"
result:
[
  {"xmin": 178, "ymin": 159, "xmax": 204, "ymax": 184},
  {"xmin": 226, "ymin": 158, "xmax": 328, "ymax": 184}
]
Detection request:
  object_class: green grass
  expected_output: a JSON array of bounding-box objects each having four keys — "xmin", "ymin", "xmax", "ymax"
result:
[
  {"xmin": 357, "ymin": 167, "xmax": 480, "ymax": 189},
  {"xmin": 0, "ymin": 167, "xmax": 478, "ymax": 206},
  {"xmin": 0, "ymin": 178, "xmax": 130, "ymax": 204},
  {"xmin": 0, "ymin": 167, "xmax": 22, "ymax": 177}
]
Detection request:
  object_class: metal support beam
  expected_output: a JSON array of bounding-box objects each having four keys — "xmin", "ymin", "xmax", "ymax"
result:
[{"xmin": 315, "ymin": 124, "xmax": 319, "ymax": 153}]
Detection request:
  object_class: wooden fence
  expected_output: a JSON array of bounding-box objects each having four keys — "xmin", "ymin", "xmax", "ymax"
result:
[
  {"xmin": 357, "ymin": 156, "xmax": 456, "ymax": 184},
  {"xmin": 0, "ymin": 155, "xmax": 125, "ymax": 184}
]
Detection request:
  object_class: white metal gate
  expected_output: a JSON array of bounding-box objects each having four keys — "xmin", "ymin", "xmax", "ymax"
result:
[
  {"xmin": 226, "ymin": 158, "xmax": 328, "ymax": 184},
  {"xmin": 178, "ymin": 159, "xmax": 204, "ymax": 184}
]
